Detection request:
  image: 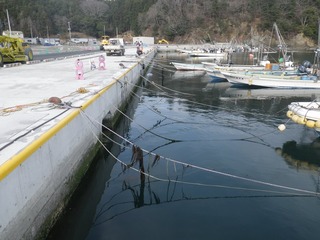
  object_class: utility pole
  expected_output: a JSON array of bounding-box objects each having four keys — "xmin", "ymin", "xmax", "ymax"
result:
[
  {"xmin": 46, "ymin": 25, "xmax": 49, "ymax": 39},
  {"xmin": 68, "ymin": 22, "xmax": 72, "ymax": 41}
]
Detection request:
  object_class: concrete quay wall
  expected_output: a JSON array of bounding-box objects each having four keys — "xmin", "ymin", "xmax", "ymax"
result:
[{"xmin": 0, "ymin": 49, "xmax": 156, "ymax": 240}]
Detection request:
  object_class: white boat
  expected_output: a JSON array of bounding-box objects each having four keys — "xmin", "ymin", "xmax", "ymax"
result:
[
  {"xmin": 287, "ymin": 101, "xmax": 320, "ymax": 134},
  {"xmin": 203, "ymin": 62, "xmax": 271, "ymax": 82},
  {"xmin": 206, "ymin": 69, "xmax": 227, "ymax": 82},
  {"xmin": 214, "ymin": 64, "xmax": 268, "ymax": 72},
  {"xmin": 170, "ymin": 61, "xmax": 205, "ymax": 71},
  {"xmin": 201, "ymin": 61, "xmax": 219, "ymax": 70},
  {"xmin": 189, "ymin": 51, "xmax": 227, "ymax": 58},
  {"xmin": 221, "ymin": 71, "xmax": 320, "ymax": 88},
  {"xmin": 176, "ymin": 48, "xmax": 227, "ymax": 58},
  {"xmin": 285, "ymin": 22, "xmax": 320, "ymax": 134}
]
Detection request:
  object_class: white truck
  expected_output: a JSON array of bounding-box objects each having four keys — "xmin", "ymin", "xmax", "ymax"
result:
[{"xmin": 104, "ymin": 38, "xmax": 125, "ymax": 56}]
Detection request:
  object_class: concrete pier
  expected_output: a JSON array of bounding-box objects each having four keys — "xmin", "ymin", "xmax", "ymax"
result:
[{"xmin": 0, "ymin": 46, "xmax": 156, "ymax": 239}]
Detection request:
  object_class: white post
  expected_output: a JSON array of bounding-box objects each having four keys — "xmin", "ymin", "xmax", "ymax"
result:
[
  {"xmin": 6, "ymin": 9, "xmax": 11, "ymax": 36},
  {"xmin": 68, "ymin": 22, "xmax": 72, "ymax": 41}
]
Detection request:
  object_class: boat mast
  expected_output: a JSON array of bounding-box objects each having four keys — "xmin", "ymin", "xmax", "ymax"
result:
[{"xmin": 273, "ymin": 23, "xmax": 287, "ymax": 65}]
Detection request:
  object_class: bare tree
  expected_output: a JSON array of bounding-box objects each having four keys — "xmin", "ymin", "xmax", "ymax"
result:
[{"xmin": 80, "ymin": 0, "xmax": 109, "ymax": 17}]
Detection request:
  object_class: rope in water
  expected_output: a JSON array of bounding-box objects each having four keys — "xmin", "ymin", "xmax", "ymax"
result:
[
  {"xmin": 80, "ymin": 109, "xmax": 320, "ymax": 197},
  {"xmin": 138, "ymin": 73, "xmax": 289, "ymax": 120},
  {"xmin": 123, "ymin": 75, "xmax": 286, "ymax": 143}
]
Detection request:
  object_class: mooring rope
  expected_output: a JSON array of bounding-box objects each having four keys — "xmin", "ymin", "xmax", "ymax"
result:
[
  {"xmin": 138, "ymin": 74, "xmax": 288, "ymax": 122},
  {"xmin": 129, "ymin": 90, "xmax": 209, "ymax": 125},
  {"xmin": 114, "ymin": 106, "xmax": 182, "ymax": 143},
  {"xmin": 80, "ymin": 109, "xmax": 320, "ymax": 197},
  {"xmin": 140, "ymin": 74, "xmax": 195, "ymax": 96},
  {"xmin": 0, "ymin": 108, "xmax": 70, "ymax": 151},
  {"xmin": 125, "ymin": 80, "xmax": 284, "ymax": 143}
]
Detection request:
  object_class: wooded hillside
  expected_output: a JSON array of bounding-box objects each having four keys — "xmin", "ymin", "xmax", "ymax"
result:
[{"xmin": 0, "ymin": 0, "xmax": 319, "ymax": 46}]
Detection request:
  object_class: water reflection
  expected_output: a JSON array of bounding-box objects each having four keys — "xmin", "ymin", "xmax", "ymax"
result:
[
  {"xmin": 221, "ymin": 87, "xmax": 320, "ymax": 100},
  {"xmin": 171, "ymin": 70, "xmax": 206, "ymax": 80},
  {"xmin": 90, "ymin": 158, "xmax": 318, "ymax": 232},
  {"xmin": 276, "ymin": 139, "xmax": 320, "ymax": 171},
  {"xmin": 202, "ymin": 81, "xmax": 231, "ymax": 92}
]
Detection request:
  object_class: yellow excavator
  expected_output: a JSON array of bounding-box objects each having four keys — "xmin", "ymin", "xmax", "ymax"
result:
[
  {"xmin": 100, "ymin": 35, "xmax": 110, "ymax": 50},
  {"xmin": 0, "ymin": 35, "xmax": 33, "ymax": 67},
  {"xmin": 158, "ymin": 38, "xmax": 169, "ymax": 44}
]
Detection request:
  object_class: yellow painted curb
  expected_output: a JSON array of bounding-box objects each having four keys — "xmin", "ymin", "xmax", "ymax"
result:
[{"xmin": 0, "ymin": 80, "xmax": 117, "ymax": 181}]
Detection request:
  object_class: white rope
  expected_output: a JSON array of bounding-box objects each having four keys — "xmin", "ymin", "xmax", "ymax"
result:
[
  {"xmin": 80, "ymin": 109, "xmax": 320, "ymax": 196},
  {"xmin": 134, "ymin": 74, "xmax": 288, "ymax": 122}
]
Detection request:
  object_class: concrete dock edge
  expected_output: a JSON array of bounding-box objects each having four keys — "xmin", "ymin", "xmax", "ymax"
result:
[{"xmin": 0, "ymin": 48, "xmax": 156, "ymax": 240}]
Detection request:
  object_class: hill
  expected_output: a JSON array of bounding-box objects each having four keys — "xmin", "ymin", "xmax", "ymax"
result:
[{"xmin": 0, "ymin": 0, "xmax": 319, "ymax": 47}]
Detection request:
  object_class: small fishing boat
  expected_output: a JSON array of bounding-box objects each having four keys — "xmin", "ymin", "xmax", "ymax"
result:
[
  {"xmin": 188, "ymin": 51, "xmax": 227, "ymax": 58},
  {"xmin": 170, "ymin": 61, "xmax": 205, "ymax": 71},
  {"xmin": 287, "ymin": 101, "xmax": 320, "ymax": 134},
  {"xmin": 176, "ymin": 48, "xmax": 227, "ymax": 58},
  {"xmin": 206, "ymin": 69, "xmax": 227, "ymax": 82},
  {"xmin": 285, "ymin": 22, "xmax": 320, "ymax": 135},
  {"xmin": 203, "ymin": 63, "xmax": 271, "ymax": 82},
  {"xmin": 220, "ymin": 70, "xmax": 319, "ymax": 88},
  {"xmin": 201, "ymin": 61, "xmax": 219, "ymax": 70}
]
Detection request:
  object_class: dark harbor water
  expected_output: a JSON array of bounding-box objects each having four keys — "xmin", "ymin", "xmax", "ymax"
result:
[{"xmin": 48, "ymin": 52, "xmax": 320, "ymax": 240}]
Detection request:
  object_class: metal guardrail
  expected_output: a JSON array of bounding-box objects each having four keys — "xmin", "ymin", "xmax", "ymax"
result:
[{"xmin": 31, "ymin": 45, "xmax": 100, "ymax": 55}]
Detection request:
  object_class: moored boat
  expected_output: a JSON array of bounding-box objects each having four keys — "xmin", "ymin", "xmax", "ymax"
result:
[
  {"xmin": 221, "ymin": 70, "xmax": 319, "ymax": 88},
  {"xmin": 285, "ymin": 22, "xmax": 320, "ymax": 135},
  {"xmin": 206, "ymin": 69, "xmax": 227, "ymax": 82},
  {"xmin": 287, "ymin": 101, "xmax": 320, "ymax": 134},
  {"xmin": 189, "ymin": 51, "xmax": 227, "ymax": 58},
  {"xmin": 170, "ymin": 61, "xmax": 205, "ymax": 71},
  {"xmin": 203, "ymin": 63, "xmax": 273, "ymax": 83}
]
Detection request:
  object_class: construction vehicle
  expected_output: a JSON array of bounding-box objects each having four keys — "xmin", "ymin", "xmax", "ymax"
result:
[
  {"xmin": 100, "ymin": 35, "xmax": 110, "ymax": 50},
  {"xmin": 158, "ymin": 38, "xmax": 169, "ymax": 44},
  {"xmin": 0, "ymin": 35, "xmax": 33, "ymax": 67}
]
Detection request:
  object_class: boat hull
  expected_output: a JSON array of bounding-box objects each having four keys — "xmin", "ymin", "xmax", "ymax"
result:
[
  {"xmin": 206, "ymin": 70, "xmax": 227, "ymax": 82},
  {"xmin": 171, "ymin": 61, "xmax": 205, "ymax": 71},
  {"xmin": 287, "ymin": 102, "xmax": 320, "ymax": 133},
  {"xmin": 222, "ymin": 71, "xmax": 320, "ymax": 89}
]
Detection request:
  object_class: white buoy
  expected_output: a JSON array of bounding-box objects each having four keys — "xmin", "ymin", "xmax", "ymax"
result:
[{"xmin": 278, "ymin": 124, "xmax": 286, "ymax": 131}]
